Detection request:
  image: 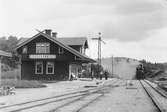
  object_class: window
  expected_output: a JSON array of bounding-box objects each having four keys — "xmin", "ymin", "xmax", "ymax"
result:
[
  {"xmin": 58, "ymin": 47, "xmax": 64, "ymax": 54},
  {"xmin": 46, "ymin": 62, "xmax": 54, "ymax": 74},
  {"xmin": 36, "ymin": 43, "xmax": 50, "ymax": 54},
  {"xmin": 22, "ymin": 46, "xmax": 27, "ymax": 54},
  {"xmin": 79, "ymin": 47, "xmax": 82, "ymax": 53},
  {"xmin": 35, "ymin": 62, "xmax": 43, "ymax": 74}
]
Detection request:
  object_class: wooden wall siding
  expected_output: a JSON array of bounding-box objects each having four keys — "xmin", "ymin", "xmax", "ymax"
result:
[
  {"xmin": 21, "ymin": 60, "xmax": 69, "ymax": 80},
  {"xmin": 21, "ymin": 61, "xmax": 34, "ymax": 80},
  {"xmin": 54, "ymin": 61, "xmax": 69, "ymax": 80}
]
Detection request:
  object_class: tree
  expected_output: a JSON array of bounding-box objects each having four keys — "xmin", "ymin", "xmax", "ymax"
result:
[
  {"xmin": 0, "ymin": 37, "xmax": 8, "ymax": 51},
  {"xmin": 91, "ymin": 64, "xmax": 104, "ymax": 78},
  {"xmin": 7, "ymin": 36, "xmax": 18, "ymax": 52},
  {"xmin": 139, "ymin": 59, "xmax": 166, "ymax": 79},
  {"xmin": 0, "ymin": 36, "xmax": 19, "ymax": 69}
]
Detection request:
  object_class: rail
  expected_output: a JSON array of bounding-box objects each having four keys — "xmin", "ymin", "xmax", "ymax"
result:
[
  {"xmin": 0, "ymin": 79, "xmax": 120, "ymax": 112},
  {"xmin": 139, "ymin": 80, "xmax": 166, "ymax": 112}
]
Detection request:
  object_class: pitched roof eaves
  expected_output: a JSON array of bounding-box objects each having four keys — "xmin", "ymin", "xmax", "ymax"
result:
[
  {"xmin": 15, "ymin": 32, "xmax": 94, "ymax": 62},
  {"xmin": 0, "ymin": 50, "xmax": 12, "ymax": 57},
  {"xmin": 46, "ymin": 35, "xmax": 95, "ymax": 62},
  {"xmin": 37, "ymin": 33, "xmax": 92, "ymax": 62},
  {"xmin": 15, "ymin": 33, "xmax": 42, "ymax": 50}
]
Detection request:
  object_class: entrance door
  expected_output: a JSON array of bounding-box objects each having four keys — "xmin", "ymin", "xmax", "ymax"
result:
[{"xmin": 69, "ymin": 64, "xmax": 81, "ymax": 80}]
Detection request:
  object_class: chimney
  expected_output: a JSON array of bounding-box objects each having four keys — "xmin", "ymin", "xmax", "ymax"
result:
[
  {"xmin": 45, "ymin": 29, "xmax": 52, "ymax": 36},
  {"xmin": 52, "ymin": 32, "xmax": 57, "ymax": 38}
]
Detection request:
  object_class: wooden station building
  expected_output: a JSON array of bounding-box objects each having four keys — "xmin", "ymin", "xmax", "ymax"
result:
[{"xmin": 15, "ymin": 29, "xmax": 95, "ymax": 80}]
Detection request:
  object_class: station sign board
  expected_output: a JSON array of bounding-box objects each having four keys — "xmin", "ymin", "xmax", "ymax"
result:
[{"xmin": 29, "ymin": 54, "xmax": 56, "ymax": 59}]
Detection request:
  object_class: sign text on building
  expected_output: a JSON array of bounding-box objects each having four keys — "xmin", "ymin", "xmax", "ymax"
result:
[{"xmin": 29, "ymin": 55, "xmax": 56, "ymax": 59}]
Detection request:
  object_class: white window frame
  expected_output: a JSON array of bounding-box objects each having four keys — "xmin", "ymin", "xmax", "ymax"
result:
[
  {"xmin": 36, "ymin": 43, "xmax": 50, "ymax": 54},
  {"xmin": 46, "ymin": 62, "xmax": 54, "ymax": 74},
  {"xmin": 58, "ymin": 47, "xmax": 64, "ymax": 54},
  {"xmin": 35, "ymin": 61, "xmax": 43, "ymax": 74}
]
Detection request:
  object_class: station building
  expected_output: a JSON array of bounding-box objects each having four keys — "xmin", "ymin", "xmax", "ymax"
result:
[{"xmin": 15, "ymin": 29, "xmax": 95, "ymax": 80}]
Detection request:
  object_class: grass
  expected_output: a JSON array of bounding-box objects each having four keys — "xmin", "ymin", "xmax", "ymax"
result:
[
  {"xmin": 1, "ymin": 79, "xmax": 47, "ymax": 88},
  {"xmin": 1, "ymin": 69, "xmax": 21, "ymax": 79}
]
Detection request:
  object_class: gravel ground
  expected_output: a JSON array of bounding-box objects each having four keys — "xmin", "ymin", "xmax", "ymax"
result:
[
  {"xmin": 0, "ymin": 79, "xmax": 160, "ymax": 112},
  {"xmin": 0, "ymin": 79, "xmax": 110, "ymax": 106},
  {"xmin": 81, "ymin": 80, "xmax": 158, "ymax": 112}
]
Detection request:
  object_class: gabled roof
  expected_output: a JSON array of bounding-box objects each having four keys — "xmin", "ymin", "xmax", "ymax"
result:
[
  {"xmin": 0, "ymin": 50, "xmax": 12, "ymax": 57},
  {"xmin": 57, "ymin": 37, "xmax": 88, "ymax": 48},
  {"xmin": 15, "ymin": 32, "xmax": 95, "ymax": 63},
  {"xmin": 17, "ymin": 38, "xmax": 29, "ymax": 46},
  {"xmin": 18, "ymin": 37, "xmax": 88, "ymax": 48}
]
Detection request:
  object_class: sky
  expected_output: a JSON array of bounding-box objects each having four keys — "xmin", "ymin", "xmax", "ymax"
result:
[{"xmin": 1, "ymin": 0, "xmax": 167, "ymax": 62}]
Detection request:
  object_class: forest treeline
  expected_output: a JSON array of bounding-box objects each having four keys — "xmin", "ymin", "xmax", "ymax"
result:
[{"xmin": 140, "ymin": 59, "xmax": 167, "ymax": 78}]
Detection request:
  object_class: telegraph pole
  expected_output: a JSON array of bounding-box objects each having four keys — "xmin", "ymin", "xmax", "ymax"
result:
[
  {"xmin": 92, "ymin": 32, "xmax": 106, "ymax": 78},
  {"xmin": 112, "ymin": 55, "xmax": 114, "ymax": 77}
]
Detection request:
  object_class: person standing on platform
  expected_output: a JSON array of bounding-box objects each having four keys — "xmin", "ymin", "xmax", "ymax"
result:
[
  {"xmin": 104, "ymin": 71, "xmax": 108, "ymax": 80},
  {"xmin": 100, "ymin": 71, "xmax": 103, "ymax": 80}
]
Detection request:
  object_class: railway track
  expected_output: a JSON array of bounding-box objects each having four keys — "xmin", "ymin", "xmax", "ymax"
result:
[
  {"xmin": 139, "ymin": 80, "xmax": 167, "ymax": 112},
  {"xmin": 0, "ymin": 79, "xmax": 121, "ymax": 112},
  {"xmin": 144, "ymin": 80, "xmax": 167, "ymax": 98},
  {"xmin": 48, "ymin": 80, "xmax": 123, "ymax": 112}
]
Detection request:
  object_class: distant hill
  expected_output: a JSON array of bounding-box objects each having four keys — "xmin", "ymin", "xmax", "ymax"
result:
[{"xmin": 101, "ymin": 57, "xmax": 140, "ymax": 79}]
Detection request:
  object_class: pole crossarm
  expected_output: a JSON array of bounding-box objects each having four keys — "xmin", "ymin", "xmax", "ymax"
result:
[{"xmin": 91, "ymin": 38, "xmax": 99, "ymax": 40}]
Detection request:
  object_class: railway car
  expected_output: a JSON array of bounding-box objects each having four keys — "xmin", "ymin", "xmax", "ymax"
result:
[{"xmin": 136, "ymin": 64, "xmax": 144, "ymax": 80}]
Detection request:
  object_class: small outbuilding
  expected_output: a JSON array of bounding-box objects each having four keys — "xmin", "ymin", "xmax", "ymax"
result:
[{"xmin": 15, "ymin": 29, "xmax": 95, "ymax": 80}]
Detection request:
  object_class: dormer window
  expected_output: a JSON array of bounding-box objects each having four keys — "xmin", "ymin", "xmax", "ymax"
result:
[
  {"xmin": 58, "ymin": 47, "xmax": 64, "ymax": 54},
  {"xmin": 36, "ymin": 43, "xmax": 50, "ymax": 54}
]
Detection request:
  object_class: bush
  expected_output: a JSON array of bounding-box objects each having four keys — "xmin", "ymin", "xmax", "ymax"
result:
[
  {"xmin": 1, "ymin": 79, "xmax": 46, "ymax": 88},
  {"xmin": 1, "ymin": 69, "xmax": 21, "ymax": 79}
]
